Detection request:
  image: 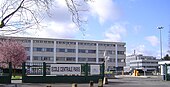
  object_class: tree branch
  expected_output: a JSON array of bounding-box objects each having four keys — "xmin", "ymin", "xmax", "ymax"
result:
[{"xmin": 0, "ymin": 0, "xmax": 25, "ymax": 28}]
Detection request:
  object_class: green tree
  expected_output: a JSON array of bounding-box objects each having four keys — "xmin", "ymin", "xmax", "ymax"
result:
[{"xmin": 163, "ymin": 54, "xmax": 170, "ymax": 60}]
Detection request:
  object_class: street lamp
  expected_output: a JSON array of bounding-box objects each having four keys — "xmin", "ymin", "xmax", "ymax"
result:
[{"xmin": 157, "ymin": 26, "xmax": 163, "ymax": 59}]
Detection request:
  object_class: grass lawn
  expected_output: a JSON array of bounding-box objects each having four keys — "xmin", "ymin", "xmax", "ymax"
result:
[{"xmin": 11, "ymin": 76, "xmax": 22, "ymax": 79}]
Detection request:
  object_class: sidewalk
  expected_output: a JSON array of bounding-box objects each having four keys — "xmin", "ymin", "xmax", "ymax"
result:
[{"xmin": 0, "ymin": 83, "xmax": 104, "ymax": 87}]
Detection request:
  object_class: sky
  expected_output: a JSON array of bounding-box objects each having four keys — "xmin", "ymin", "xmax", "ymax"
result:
[{"xmin": 2, "ymin": 0, "xmax": 170, "ymax": 59}]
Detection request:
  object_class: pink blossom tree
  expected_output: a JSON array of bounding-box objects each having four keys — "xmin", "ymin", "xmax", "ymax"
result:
[{"xmin": 0, "ymin": 39, "xmax": 27, "ymax": 76}]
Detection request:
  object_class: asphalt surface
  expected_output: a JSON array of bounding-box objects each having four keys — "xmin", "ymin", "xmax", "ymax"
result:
[{"xmin": 0, "ymin": 75, "xmax": 170, "ymax": 87}]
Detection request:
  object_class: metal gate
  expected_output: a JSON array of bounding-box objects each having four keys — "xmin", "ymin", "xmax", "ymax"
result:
[
  {"xmin": 22, "ymin": 62, "xmax": 104, "ymax": 83},
  {"xmin": 0, "ymin": 62, "xmax": 12, "ymax": 84}
]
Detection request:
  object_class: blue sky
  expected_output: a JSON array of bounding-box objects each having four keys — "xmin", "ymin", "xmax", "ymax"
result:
[
  {"xmin": 83, "ymin": 0, "xmax": 170, "ymax": 58},
  {"xmin": 5, "ymin": 0, "xmax": 170, "ymax": 58}
]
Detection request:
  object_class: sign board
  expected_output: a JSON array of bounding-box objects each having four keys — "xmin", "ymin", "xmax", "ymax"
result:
[
  {"xmin": 50, "ymin": 64, "xmax": 81, "ymax": 75},
  {"xmin": 90, "ymin": 65, "xmax": 100, "ymax": 75}
]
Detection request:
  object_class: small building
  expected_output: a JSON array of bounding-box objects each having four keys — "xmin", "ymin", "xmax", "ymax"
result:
[
  {"xmin": 158, "ymin": 61, "xmax": 170, "ymax": 75},
  {"xmin": 125, "ymin": 54, "xmax": 159, "ymax": 75}
]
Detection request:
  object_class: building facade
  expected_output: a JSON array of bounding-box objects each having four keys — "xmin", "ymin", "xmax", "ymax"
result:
[
  {"xmin": 0, "ymin": 36, "xmax": 126, "ymax": 71},
  {"xmin": 125, "ymin": 54, "xmax": 158, "ymax": 73}
]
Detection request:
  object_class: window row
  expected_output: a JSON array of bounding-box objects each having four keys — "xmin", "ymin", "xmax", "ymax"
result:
[
  {"xmin": 33, "ymin": 40, "xmax": 54, "ymax": 44},
  {"xmin": 56, "ymin": 41, "xmax": 76, "ymax": 45},
  {"xmin": 98, "ymin": 44, "xmax": 115, "ymax": 47},
  {"xmin": 33, "ymin": 56, "xmax": 54, "ymax": 61},
  {"xmin": 26, "ymin": 47, "xmax": 125, "ymax": 55},
  {"xmin": 33, "ymin": 47, "xmax": 54, "ymax": 52},
  {"xmin": 99, "ymin": 50, "xmax": 115, "ymax": 55},
  {"xmin": 130, "ymin": 62, "xmax": 158, "ymax": 64},
  {"xmin": 78, "ymin": 42, "xmax": 96, "ymax": 46},
  {"xmin": 78, "ymin": 58, "xmax": 96, "ymax": 62}
]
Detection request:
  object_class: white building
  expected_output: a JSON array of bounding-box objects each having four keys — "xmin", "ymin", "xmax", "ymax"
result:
[
  {"xmin": 125, "ymin": 54, "xmax": 158, "ymax": 73},
  {"xmin": 0, "ymin": 36, "xmax": 126, "ymax": 71}
]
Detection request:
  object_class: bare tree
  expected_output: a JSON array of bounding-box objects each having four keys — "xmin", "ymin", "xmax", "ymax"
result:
[{"xmin": 0, "ymin": 0, "xmax": 89, "ymax": 35}]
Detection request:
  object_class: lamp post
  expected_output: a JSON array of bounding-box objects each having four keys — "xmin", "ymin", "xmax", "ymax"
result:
[
  {"xmin": 103, "ymin": 50, "xmax": 109, "ymax": 71},
  {"xmin": 157, "ymin": 26, "xmax": 163, "ymax": 59}
]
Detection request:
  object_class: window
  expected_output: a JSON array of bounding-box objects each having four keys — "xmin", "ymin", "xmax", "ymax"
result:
[
  {"xmin": 33, "ymin": 56, "xmax": 39, "ymax": 60},
  {"xmin": 99, "ymin": 50, "xmax": 105, "ymax": 54},
  {"xmin": 88, "ymin": 58, "xmax": 96, "ymax": 62},
  {"xmin": 56, "ymin": 57, "xmax": 65, "ymax": 61},
  {"xmin": 78, "ymin": 58, "xmax": 87, "ymax": 62},
  {"xmin": 99, "ymin": 58, "xmax": 104, "ymax": 62},
  {"xmin": 88, "ymin": 50, "xmax": 96, "ymax": 53},
  {"xmin": 25, "ymin": 47, "xmax": 30, "ymax": 51},
  {"xmin": 67, "ymin": 49, "xmax": 76, "ymax": 53},
  {"xmin": 107, "ymin": 50, "xmax": 114, "ymax": 54},
  {"xmin": 33, "ymin": 47, "xmax": 43, "ymax": 52},
  {"xmin": 45, "ymin": 48, "xmax": 54, "ymax": 52},
  {"xmin": 108, "ymin": 58, "xmax": 115, "ymax": 62},
  {"xmin": 78, "ymin": 49, "xmax": 86, "ymax": 53},
  {"xmin": 58, "ymin": 48, "xmax": 65, "ymax": 52},
  {"xmin": 66, "ymin": 57, "xmax": 76, "ymax": 61},
  {"xmin": 117, "ymin": 51, "xmax": 124, "ymax": 55},
  {"xmin": 27, "ymin": 56, "xmax": 30, "ymax": 60}
]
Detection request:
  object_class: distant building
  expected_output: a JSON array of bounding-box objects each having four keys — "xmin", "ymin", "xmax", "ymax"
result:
[
  {"xmin": 0, "ymin": 36, "xmax": 126, "ymax": 71},
  {"xmin": 125, "ymin": 54, "xmax": 158, "ymax": 73}
]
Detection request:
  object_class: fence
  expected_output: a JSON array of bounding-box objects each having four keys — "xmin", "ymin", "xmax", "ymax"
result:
[
  {"xmin": 0, "ymin": 62, "xmax": 12, "ymax": 84},
  {"xmin": 22, "ymin": 62, "xmax": 104, "ymax": 83},
  {"xmin": 165, "ymin": 64, "xmax": 170, "ymax": 81}
]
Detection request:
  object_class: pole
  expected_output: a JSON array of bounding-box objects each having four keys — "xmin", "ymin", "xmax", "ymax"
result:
[{"xmin": 157, "ymin": 26, "xmax": 163, "ymax": 59}]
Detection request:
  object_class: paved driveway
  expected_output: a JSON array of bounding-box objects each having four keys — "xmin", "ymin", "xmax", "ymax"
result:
[{"xmin": 0, "ymin": 75, "xmax": 169, "ymax": 87}]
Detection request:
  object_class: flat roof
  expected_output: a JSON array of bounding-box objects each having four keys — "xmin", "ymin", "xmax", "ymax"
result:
[
  {"xmin": 158, "ymin": 61, "xmax": 170, "ymax": 64},
  {"xmin": 0, "ymin": 36, "xmax": 126, "ymax": 45}
]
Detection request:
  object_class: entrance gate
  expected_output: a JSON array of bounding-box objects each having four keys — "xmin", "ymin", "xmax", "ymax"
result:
[
  {"xmin": 0, "ymin": 62, "xmax": 12, "ymax": 84},
  {"xmin": 22, "ymin": 62, "xmax": 104, "ymax": 83},
  {"xmin": 165, "ymin": 64, "xmax": 170, "ymax": 81}
]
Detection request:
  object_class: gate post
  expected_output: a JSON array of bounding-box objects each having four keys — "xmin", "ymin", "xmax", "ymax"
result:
[
  {"xmin": 43, "ymin": 62, "xmax": 46, "ymax": 77},
  {"xmin": 22, "ymin": 62, "xmax": 26, "ymax": 82},
  {"xmin": 165, "ymin": 64, "xmax": 167, "ymax": 81},
  {"xmin": 9, "ymin": 62, "xmax": 12, "ymax": 83},
  {"xmin": 9, "ymin": 62, "xmax": 12, "ymax": 78}
]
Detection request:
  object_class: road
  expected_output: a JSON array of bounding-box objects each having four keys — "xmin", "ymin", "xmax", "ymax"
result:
[
  {"xmin": 105, "ymin": 75, "xmax": 170, "ymax": 87},
  {"xmin": 0, "ymin": 75, "xmax": 169, "ymax": 87}
]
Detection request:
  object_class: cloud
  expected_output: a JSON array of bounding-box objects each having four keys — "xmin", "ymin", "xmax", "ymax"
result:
[
  {"xmin": 129, "ymin": 45, "xmax": 156, "ymax": 56},
  {"xmin": 88, "ymin": 0, "xmax": 121, "ymax": 24},
  {"xmin": 104, "ymin": 23, "xmax": 126, "ymax": 42},
  {"xmin": 5, "ymin": 0, "xmax": 89, "ymax": 38},
  {"xmin": 145, "ymin": 36, "xmax": 159, "ymax": 46},
  {"xmin": 133, "ymin": 25, "xmax": 141, "ymax": 34}
]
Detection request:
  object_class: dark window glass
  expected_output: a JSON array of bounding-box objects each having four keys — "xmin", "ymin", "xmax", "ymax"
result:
[
  {"xmin": 67, "ymin": 49, "xmax": 76, "ymax": 53},
  {"xmin": 88, "ymin": 58, "xmax": 96, "ymax": 62},
  {"xmin": 118, "ymin": 51, "xmax": 124, "ymax": 55},
  {"xmin": 78, "ymin": 49, "xmax": 86, "ymax": 53},
  {"xmin": 66, "ymin": 57, "xmax": 76, "ymax": 61},
  {"xmin": 88, "ymin": 50, "xmax": 96, "ymax": 53},
  {"xmin": 56, "ymin": 57, "xmax": 65, "ymax": 61},
  {"xmin": 45, "ymin": 48, "xmax": 54, "ymax": 52},
  {"xmin": 58, "ymin": 48, "xmax": 65, "ymax": 52},
  {"xmin": 99, "ymin": 58, "xmax": 104, "ymax": 62},
  {"xmin": 33, "ymin": 47, "xmax": 43, "ymax": 52},
  {"xmin": 78, "ymin": 58, "xmax": 87, "ymax": 62}
]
